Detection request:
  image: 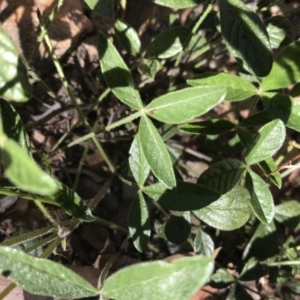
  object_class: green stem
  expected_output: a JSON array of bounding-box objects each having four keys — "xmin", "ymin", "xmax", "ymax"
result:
[
  {"xmin": 38, "ymin": 11, "xmax": 116, "ymax": 172},
  {"xmin": 34, "ymin": 200, "xmax": 58, "ymax": 225},
  {"xmin": 94, "ymin": 216, "xmax": 128, "ymax": 234},
  {"xmin": 0, "ymin": 282, "xmax": 17, "ymax": 299},
  {"xmin": 92, "ymin": 136, "xmax": 115, "ymax": 173},
  {"xmin": 1, "ymin": 225, "xmax": 58, "ymax": 247},
  {"xmin": 105, "ymin": 110, "xmax": 143, "ymax": 131},
  {"xmin": 66, "ymin": 132, "xmax": 96, "ymax": 148},
  {"xmin": 24, "ymin": 233, "xmax": 58, "ymax": 254},
  {"xmin": 30, "ymin": 0, "xmax": 64, "ymax": 62},
  {"xmin": 39, "ymin": 237, "xmax": 63, "ymax": 258},
  {"xmin": 50, "ymin": 87, "xmax": 111, "ymax": 154},
  {"xmin": 73, "ymin": 139, "xmax": 92, "ymax": 190},
  {"xmin": 192, "ymin": 2, "xmax": 214, "ymax": 35},
  {"xmin": 39, "ymin": 12, "xmax": 89, "ymax": 129},
  {"xmin": 21, "ymin": 56, "xmax": 57, "ymax": 100},
  {"xmin": 65, "ymin": 109, "xmax": 142, "ymax": 149},
  {"xmin": 117, "ymin": 174, "xmax": 138, "ymax": 188},
  {"xmin": 0, "ymin": 188, "xmax": 58, "ymax": 206},
  {"xmin": 268, "ymin": 260, "xmax": 300, "ymax": 267},
  {"xmin": 88, "ymin": 174, "xmax": 116, "ymax": 211}
]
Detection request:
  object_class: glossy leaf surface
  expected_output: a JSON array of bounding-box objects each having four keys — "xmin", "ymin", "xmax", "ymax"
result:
[
  {"xmin": 128, "ymin": 191, "xmax": 150, "ymax": 252},
  {"xmin": 194, "ymin": 186, "xmax": 251, "ymax": 230},
  {"xmin": 258, "ymin": 158, "xmax": 282, "ymax": 188},
  {"xmin": 84, "ymin": 0, "xmax": 114, "ymax": 18},
  {"xmin": 178, "ymin": 119, "xmax": 235, "ymax": 135},
  {"xmin": 102, "ymin": 256, "xmax": 214, "ymax": 300},
  {"xmin": 0, "ymin": 99, "xmax": 30, "ymax": 154},
  {"xmin": 239, "ymin": 258, "xmax": 269, "ymax": 281},
  {"xmin": 226, "ymin": 283, "xmax": 252, "ymax": 300},
  {"xmin": 0, "ymin": 25, "xmax": 31, "ymax": 102},
  {"xmin": 243, "ymin": 222, "xmax": 278, "ymax": 261},
  {"xmin": 275, "ymin": 200, "xmax": 300, "ymax": 229},
  {"xmin": 219, "ymin": 0, "xmax": 272, "ymax": 76},
  {"xmin": 143, "ymin": 181, "xmax": 220, "ymax": 211},
  {"xmin": 261, "ymin": 40, "xmax": 300, "ymax": 91},
  {"xmin": 211, "ymin": 269, "xmax": 234, "ymax": 289},
  {"xmin": 187, "ymin": 72, "xmax": 257, "ymax": 101},
  {"xmin": 137, "ymin": 59, "xmax": 159, "ymax": 80},
  {"xmin": 245, "ymin": 119, "xmax": 285, "ymax": 165},
  {"xmin": 263, "ymin": 93, "xmax": 300, "ymax": 132},
  {"xmin": 197, "ymin": 159, "xmax": 246, "ymax": 194},
  {"xmin": 115, "ymin": 19, "xmax": 141, "ymax": 56},
  {"xmin": 165, "ymin": 215, "xmax": 191, "ymax": 244},
  {"xmin": 0, "ymin": 246, "xmax": 99, "ymax": 298},
  {"xmin": 138, "ymin": 116, "xmax": 175, "ymax": 188},
  {"xmin": 98, "ymin": 32, "xmax": 143, "ymax": 110},
  {"xmin": 153, "ymin": 0, "xmax": 206, "ymax": 8},
  {"xmin": 129, "ymin": 135, "xmax": 150, "ymax": 186},
  {"xmin": 145, "ymin": 27, "xmax": 191, "ymax": 59},
  {"xmin": 0, "ymin": 138, "xmax": 57, "ymax": 195},
  {"xmin": 194, "ymin": 229, "xmax": 214, "ymax": 257},
  {"xmin": 52, "ymin": 181, "xmax": 94, "ymax": 221},
  {"xmin": 145, "ymin": 86, "xmax": 226, "ymax": 124},
  {"xmin": 246, "ymin": 170, "xmax": 274, "ymax": 224}
]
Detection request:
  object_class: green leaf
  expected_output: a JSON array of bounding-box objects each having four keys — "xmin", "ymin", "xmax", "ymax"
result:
[
  {"xmin": 52, "ymin": 181, "xmax": 94, "ymax": 221},
  {"xmin": 142, "ymin": 181, "xmax": 221, "ymax": 211},
  {"xmin": 245, "ymin": 119, "xmax": 286, "ymax": 165},
  {"xmin": 262, "ymin": 93, "xmax": 300, "ymax": 132},
  {"xmin": 145, "ymin": 86, "xmax": 226, "ymax": 124},
  {"xmin": 0, "ymin": 246, "xmax": 99, "ymax": 298},
  {"xmin": 275, "ymin": 200, "xmax": 300, "ymax": 229},
  {"xmin": 12, "ymin": 227, "xmax": 44, "ymax": 257},
  {"xmin": 197, "ymin": 159, "xmax": 246, "ymax": 194},
  {"xmin": 145, "ymin": 27, "xmax": 191, "ymax": 59},
  {"xmin": 243, "ymin": 222, "xmax": 278, "ymax": 261},
  {"xmin": 260, "ymin": 40, "xmax": 300, "ymax": 91},
  {"xmin": 166, "ymin": 144, "xmax": 182, "ymax": 165},
  {"xmin": 210, "ymin": 269, "xmax": 234, "ymax": 289},
  {"xmin": 226, "ymin": 283, "xmax": 252, "ymax": 300},
  {"xmin": 129, "ymin": 135, "xmax": 150, "ymax": 186},
  {"xmin": 290, "ymin": 82, "xmax": 300, "ymax": 97},
  {"xmin": 194, "ymin": 186, "xmax": 251, "ymax": 231},
  {"xmin": 138, "ymin": 116, "xmax": 175, "ymax": 188},
  {"xmin": 165, "ymin": 215, "xmax": 191, "ymax": 244},
  {"xmin": 266, "ymin": 21, "xmax": 285, "ymax": 49},
  {"xmin": 239, "ymin": 110, "xmax": 273, "ymax": 127},
  {"xmin": 128, "ymin": 191, "xmax": 150, "ymax": 252},
  {"xmin": 137, "ymin": 59, "xmax": 160, "ymax": 80},
  {"xmin": 0, "ymin": 138, "xmax": 57, "ymax": 195},
  {"xmin": 156, "ymin": 223, "xmax": 166, "ymax": 239},
  {"xmin": 236, "ymin": 127, "xmax": 253, "ymax": 148},
  {"xmin": 194, "ymin": 229, "xmax": 214, "ymax": 257},
  {"xmin": 219, "ymin": 0, "xmax": 272, "ymax": 77},
  {"xmin": 187, "ymin": 72, "xmax": 257, "ymax": 101},
  {"xmin": 0, "ymin": 99, "xmax": 30, "ymax": 155},
  {"xmin": 84, "ymin": 0, "xmax": 114, "ymax": 18},
  {"xmin": 98, "ymin": 32, "xmax": 143, "ymax": 110},
  {"xmin": 178, "ymin": 119, "xmax": 235, "ymax": 135},
  {"xmin": 102, "ymin": 256, "xmax": 214, "ymax": 300},
  {"xmin": 245, "ymin": 170, "xmax": 274, "ymax": 224},
  {"xmin": 0, "ymin": 25, "xmax": 31, "ymax": 102},
  {"xmin": 153, "ymin": 0, "xmax": 206, "ymax": 8},
  {"xmin": 115, "ymin": 19, "xmax": 141, "ymax": 56},
  {"xmin": 239, "ymin": 258, "xmax": 268, "ymax": 281},
  {"xmin": 258, "ymin": 158, "xmax": 282, "ymax": 188}
]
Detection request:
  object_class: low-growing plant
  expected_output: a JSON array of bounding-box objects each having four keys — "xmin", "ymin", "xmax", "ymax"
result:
[{"xmin": 0, "ymin": 0, "xmax": 300, "ymax": 299}]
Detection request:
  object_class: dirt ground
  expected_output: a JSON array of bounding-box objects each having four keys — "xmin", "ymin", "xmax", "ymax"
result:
[{"xmin": 0, "ymin": 0, "xmax": 300, "ymax": 299}]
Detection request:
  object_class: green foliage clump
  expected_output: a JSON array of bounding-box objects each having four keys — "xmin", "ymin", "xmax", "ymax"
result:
[{"xmin": 0, "ymin": 0, "xmax": 300, "ymax": 299}]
